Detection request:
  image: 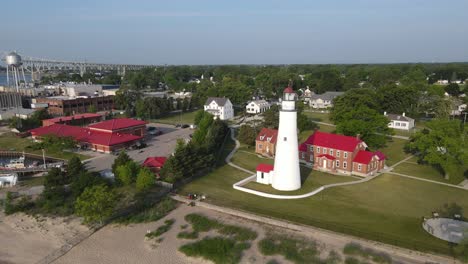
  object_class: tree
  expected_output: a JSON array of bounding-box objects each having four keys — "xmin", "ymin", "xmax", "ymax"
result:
[
  {"xmin": 262, "ymin": 105, "xmax": 279, "ymax": 129},
  {"xmin": 136, "ymin": 167, "xmax": 155, "ymax": 191},
  {"xmin": 71, "ymin": 171, "xmax": 106, "ymax": 198},
  {"xmin": 75, "ymin": 184, "xmax": 117, "ymax": 224},
  {"xmin": 405, "ymin": 119, "xmax": 467, "ymax": 179},
  {"xmin": 116, "ymin": 161, "xmax": 140, "ymax": 185},
  {"xmin": 67, "ymin": 156, "xmax": 84, "ymax": 181},
  {"xmin": 445, "ymin": 83, "xmax": 461, "ymax": 96},
  {"xmin": 238, "ymin": 125, "xmax": 258, "ymax": 146},
  {"xmin": 335, "ymin": 106, "xmax": 393, "ymax": 148},
  {"xmin": 330, "ymin": 88, "xmax": 380, "ymax": 123},
  {"xmin": 112, "ymin": 151, "xmax": 131, "ymax": 174}
]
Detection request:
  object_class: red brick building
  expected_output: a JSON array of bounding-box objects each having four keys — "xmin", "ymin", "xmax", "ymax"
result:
[
  {"xmin": 42, "ymin": 113, "xmax": 103, "ymax": 127},
  {"xmin": 29, "ymin": 118, "xmax": 146, "ymax": 153},
  {"xmin": 36, "ymin": 95, "xmax": 114, "ymax": 116},
  {"xmin": 299, "ymin": 131, "xmax": 385, "ymax": 177},
  {"xmin": 255, "ymin": 128, "xmax": 278, "ymax": 157}
]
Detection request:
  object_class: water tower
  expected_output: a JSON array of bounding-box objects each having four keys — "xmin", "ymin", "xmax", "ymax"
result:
[{"xmin": 3, "ymin": 51, "xmax": 27, "ymax": 91}]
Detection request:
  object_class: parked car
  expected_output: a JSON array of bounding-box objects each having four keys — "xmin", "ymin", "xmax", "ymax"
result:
[{"xmin": 181, "ymin": 124, "xmax": 190, "ymax": 128}]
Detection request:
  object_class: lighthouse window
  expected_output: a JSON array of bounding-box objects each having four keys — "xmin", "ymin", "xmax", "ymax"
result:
[{"xmin": 283, "ymin": 137, "xmax": 287, "ymax": 141}]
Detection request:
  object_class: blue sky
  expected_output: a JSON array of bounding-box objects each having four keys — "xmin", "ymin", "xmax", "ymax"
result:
[{"xmin": 2, "ymin": 0, "xmax": 468, "ymax": 65}]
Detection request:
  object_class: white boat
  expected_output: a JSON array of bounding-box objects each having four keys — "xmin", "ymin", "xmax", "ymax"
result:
[{"xmin": 5, "ymin": 155, "xmax": 25, "ymax": 169}]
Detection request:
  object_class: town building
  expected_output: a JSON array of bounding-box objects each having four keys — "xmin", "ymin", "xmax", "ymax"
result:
[
  {"xmin": 142, "ymin": 157, "xmax": 167, "ymax": 178},
  {"xmin": 204, "ymin": 97, "xmax": 234, "ymax": 120},
  {"xmin": 0, "ymin": 92, "xmax": 23, "ymax": 109},
  {"xmin": 29, "ymin": 118, "xmax": 146, "ymax": 153},
  {"xmin": 309, "ymin": 91, "xmax": 344, "ymax": 109},
  {"xmin": 35, "ymin": 95, "xmax": 114, "ymax": 116},
  {"xmin": 246, "ymin": 100, "xmax": 270, "ymax": 114},
  {"xmin": 384, "ymin": 112, "xmax": 415, "ymax": 131},
  {"xmin": 42, "ymin": 113, "xmax": 103, "ymax": 127},
  {"xmin": 255, "ymin": 128, "xmax": 278, "ymax": 157},
  {"xmin": 0, "ymin": 108, "xmax": 36, "ymax": 120},
  {"xmin": 0, "ymin": 173, "xmax": 18, "ymax": 187},
  {"xmin": 299, "ymin": 131, "xmax": 385, "ymax": 177},
  {"xmin": 302, "ymin": 87, "xmax": 314, "ymax": 102},
  {"xmin": 87, "ymin": 118, "xmax": 147, "ymax": 137},
  {"xmin": 255, "ymin": 86, "xmax": 301, "ymax": 191}
]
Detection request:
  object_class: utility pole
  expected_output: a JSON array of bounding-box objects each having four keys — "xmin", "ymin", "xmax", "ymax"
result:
[{"xmin": 42, "ymin": 149, "xmax": 46, "ymax": 169}]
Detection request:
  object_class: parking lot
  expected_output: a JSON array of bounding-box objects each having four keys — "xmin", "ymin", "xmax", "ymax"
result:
[{"xmin": 84, "ymin": 123, "xmax": 193, "ymax": 172}]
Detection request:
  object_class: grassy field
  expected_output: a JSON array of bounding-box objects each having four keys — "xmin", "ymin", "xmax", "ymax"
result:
[
  {"xmin": 152, "ymin": 110, "xmax": 198, "ymax": 125},
  {"xmin": 303, "ymin": 111, "xmax": 333, "ymax": 124},
  {"xmin": 0, "ymin": 132, "xmax": 89, "ymax": 160},
  {"xmin": 180, "ymin": 137, "xmax": 468, "ymax": 257},
  {"xmin": 243, "ymin": 170, "xmax": 357, "ymax": 195},
  {"xmin": 378, "ymin": 138, "xmax": 411, "ymax": 166},
  {"xmin": 393, "ymin": 160, "xmax": 465, "ymax": 185}
]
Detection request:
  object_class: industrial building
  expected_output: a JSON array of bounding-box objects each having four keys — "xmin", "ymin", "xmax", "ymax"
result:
[{"xmin": 35, "ymin": 95, "xmax": 114, "ymax": 116}]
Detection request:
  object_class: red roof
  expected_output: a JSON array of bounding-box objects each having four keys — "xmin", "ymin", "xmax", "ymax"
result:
[
  {"xmin": 317, "ymin": 154, "xmax": 336, "ymax": 160},
  {"xmin": 303, "ymin": 131, "xmax": 362, "ymax": 152},
  {"xmin": 256, "ymin": 163, "xmax": 274, "ymax": 173},
  {"xmin": 43, "ymin": 113, "xmax": 102, "ymax": 125},
  {"xmin": 256, "ymin": 128, "xmax": 278, "ymax": 143},
  {"xmin": 88, "ymin": 118, "xmax": 147, "ymax": 131},
  {"xmin": 299, "ymin": 143, "xmax": 307, "ymax": 152},
  {"xmin": 143, "ymin": 157, "xmax": 167, "ymax": 168},
  {"xmin": 284, "ymin": 86, "xmax": 294, "ymax": 93},
  {"xmin": 29, "ymin": 124, "xmax": 142, "ymax": 146},
  {"xmin": 375, "ymin": 151, "xmax": 386, "ymax": 160},
  {"xmin": 353, "ymin": 150, "xmax": 376, "ymax": 164}
]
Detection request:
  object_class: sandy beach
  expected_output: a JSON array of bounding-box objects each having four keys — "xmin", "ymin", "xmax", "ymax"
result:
[{"xmin": 0, "ymin": 212, "xmax": 88, "ymax": 264}]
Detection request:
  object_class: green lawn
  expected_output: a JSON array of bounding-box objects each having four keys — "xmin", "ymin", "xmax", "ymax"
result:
[
  {"xmin": 303, "ymin": 111, "xmax": 333, "ymax": 124},
  {"xmin": 0, "ymin": 133, "xmax": 89, "ymax": 160},
  {"xmin": 230, "ymin": 151, "xmax": 273, "ymax": 171},
  {"xmin": 393, "ymin": 161, "xmax": 465, "ymax": 185},
  {"xmin": 243, "ymin": 170, "xmax": 357, "ymax": 195},
  {"xmin": 152, "ymin": 111, "xmax": 198, "ymax": 125},
  {"xmin": 182, "ymin": 164, "xmax": 468, "ymax": 257},
  {"xmin": 378, "ymin": 138, "xmax": 411, "ymax": 166}
]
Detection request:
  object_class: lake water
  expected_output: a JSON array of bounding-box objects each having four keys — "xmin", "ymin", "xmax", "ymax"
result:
[{"xmin": 0, "ymin": 73, "xmax": 32, "ymax": 86}]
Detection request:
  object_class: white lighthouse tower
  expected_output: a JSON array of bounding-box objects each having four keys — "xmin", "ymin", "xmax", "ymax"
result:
[{"xmin": 271, "ymin": 86, "xmax": 301, "ymax": 191}]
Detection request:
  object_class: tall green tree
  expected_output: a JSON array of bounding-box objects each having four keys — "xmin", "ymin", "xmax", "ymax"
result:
[
  {"xmin": 238, "ymin": 125, "xmax": 258, "ymax": 146},
  {"xmin": 75, "ymin": 184, "xmax": 117, "ymax": 224},
  {"xmin": 405, "ymin": 119, "xmax": 467, "ymax": 179},
  {"xmin": 136, "ymin": 167, "xmax": 155, "ymax": 191},
  {"xmin": 112, "ymin": 151, "xmax": 131, "ymax": 174}
]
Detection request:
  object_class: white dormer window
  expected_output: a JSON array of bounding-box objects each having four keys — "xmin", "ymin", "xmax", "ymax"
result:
[
  {"xmin": 330, "ymin": 149, "xmax": 333, "ymax": 156},
  {"xmin": 344, "ymin": 152, "xmax": 348, "ymax": 158},
  {"xmin": 323, "ymin": 148, "xmax": 327, "ymax": 154}
]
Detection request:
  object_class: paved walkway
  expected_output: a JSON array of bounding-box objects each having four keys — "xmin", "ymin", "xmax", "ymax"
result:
[
  {"xmin": 172, "ymin": 195, "xmax": 460, "ymax": 264},
  {"xmin": 387, "ymin": 171, "xmax": 468, "ymax": 190}
]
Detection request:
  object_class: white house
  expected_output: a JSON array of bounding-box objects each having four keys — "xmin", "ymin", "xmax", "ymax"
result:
[
  {"xmin": 452, "ymin": 103, "xmax": 467, "ymax": 116},
  {"xmin": 204, "ymin": 97, "xmax": 234, "ymax": 120},
  {"xmin": 0, "ymin": 173, "xmax": 18, "ymax": 187},
  {"xmin": 256, "ymin": 164, "xmax": 274, "ymax": 185},
  {"xmin": 385, "ymin": 112, "xmax": 415, "ymax": 130},
  {"xmin": 246, "ymin": 100, "xmax": 270, "ymax": 114},
  {"xmin": 309, "ymin": 91, "xmax": 344, "ymax": 109},
  {"xmin": 302, "ymin": 87, "xmax": 314, "ymax": 102}
]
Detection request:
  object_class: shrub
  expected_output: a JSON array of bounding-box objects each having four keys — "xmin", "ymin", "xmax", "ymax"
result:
[
  {"xmin": 177, "ymin": 231, "xmax": 199, "ymax": 239},
  {"xmin": 185, "ymin": 213, "xmax": 221, "ymax": 232},
  {"xmin": 345, "ymin": 257, "xmax": 360, "ymax": 264},
  {"xmin": 115, "ymin": 198, "xmax": 177, "ymax": 224},
  {"xmin": 145, "ymin": 219, "xmax": 175, "ymax": 239},
  {"xmin": 179, "ymin": 236, "xmax": 250, "ymax": 264},
  {"xmin": 343, "ymin": 242, "xmax": 392, "ymax": 264},
  {"xmin": 258, "ymin": 235, "xmax": 319, "ymax": 263},
  {"xmin": 218, "ymin": 225, "xmax": 258, "ymax": 241}
]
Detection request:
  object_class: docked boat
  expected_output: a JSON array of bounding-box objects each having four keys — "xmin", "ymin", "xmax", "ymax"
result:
[{"xmin": 5, "ymin": 155, "xmax": 25, "ymax": 169}]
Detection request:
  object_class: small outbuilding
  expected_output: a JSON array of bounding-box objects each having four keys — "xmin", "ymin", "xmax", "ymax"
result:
[{"xmin": 256, "ymin": 163, "xmax": 274, "ymax": 185}]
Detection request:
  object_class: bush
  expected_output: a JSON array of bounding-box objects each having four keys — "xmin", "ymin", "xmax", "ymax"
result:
[
  {"xmin": 179, "ymin": 236, "xmax": 250, "ymax": 264},
  {"xmin": 115, "ymin": 198, "xmax": 177, "ymax": 224},
  {"xmin": 145, "ymin": 219, "xmax": 175, "ymax": 239},
  {"xmin": 345, "ymin": 257, "xmax": 360, "ymax": 264},
  {"xmin": 177, "ymin": 231, "xmax": 199, "ymax": 239},
  {"xmin": 343, "ymin": 242, "xmax": 392, "ymax": 264},
  {"xmin": 258, "ymin": 235, "xmax": 319, "ymax": 263},
  {"xmin": 185, "ymin": 213, "xmax": 221, "ymax": 232},
  {"xmin": 218, "ymin": 225, "xmax": 258, "ymax": 241}
]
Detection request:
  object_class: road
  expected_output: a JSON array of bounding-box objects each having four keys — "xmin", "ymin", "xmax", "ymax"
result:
[{"xmin": 84, "ymin": 123, "xmax": 193, "ymax": 172}]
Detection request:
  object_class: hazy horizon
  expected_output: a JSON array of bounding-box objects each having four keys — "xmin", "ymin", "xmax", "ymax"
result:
[{"xmin": 2, "ymin": 0, "xmax": 468, "ymax": 65}]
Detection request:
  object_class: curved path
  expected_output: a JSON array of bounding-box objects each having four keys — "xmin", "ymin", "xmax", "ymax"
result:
[{"xmin": 227, "ymin": 127, "xmax": 381, "ymax": 199}]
